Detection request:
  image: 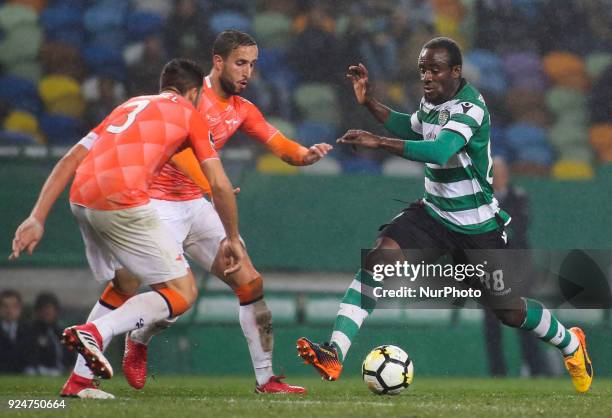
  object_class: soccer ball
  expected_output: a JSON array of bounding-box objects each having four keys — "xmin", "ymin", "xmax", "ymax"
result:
[{"xmin": 362, "ymin": 345, "xmax": 414, "ymax": 395}]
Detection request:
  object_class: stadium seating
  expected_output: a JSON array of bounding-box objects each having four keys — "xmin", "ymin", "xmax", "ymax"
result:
[
  {"xmin": 39, "ymin": 75, "xmax": 80, "ymax": 104},
  {"xmin": 464, "ymin": 50, "xmax": 507, "ymax": 95},
  {"xmin": 589, "ymin": 124, "xmax": 612, "ymax": 162},
  {"xmin": 0, "ymin": 3, "xmax": 37, "ymax": 30},
  {"xmin": 256, "ymin": 153, "xmax": 299, "ymax": 174},
  {"xmin": 40, "ymin": 41, "xmax": 84, "ymax": 81},
  {"xmin": 339, "ymin": 157, "xmax": 382, "ymax": 174},
  {"xmin": 253, "ymin": 11, "xmax": 292, "ymax": 50},
  {"xmin": 294, "ymin": 83, "xmax": 340, "ymax": 126},
  {"xmin": 209, "ymin": 10, "xmax": 251, "ymax": 33},
  {"xmin": 0, "ymin": 129, "xmax": 38, "ymax": 145},
  {"xmin": 299, "ymin": 157, "xmax": 341, "ymax": 175},
  {"xmin": 266, "ymin": 117, "xmax": 296, "ymax": 139},
  {"xmin": 82, "ymin": 42, "xmax": 126, "ymax": 81},
  {"xmin": 126, "ymin": 11, "xmax": 165, "ymax": 41},
  {"xmin": 39, "ymin": 113, "xmax": 84, "ymax": 145},
  {"xmin": 132, "ymin": 0, "xmax": 170, "ymax": 17},
  {"xmin": 502, "ymin": 52, "xmax": 546, "ymax": 91},
  {"xmin": 0, "ymin": 0, "xmax": 608, "ymax": 176},
  {"xmin": 3, "ymin": 110, "xmax": 44, "ymax": 143},
  {"xmin": 505, "ymin": 123, "xmax": 554, "ymax": 167},
  {"xmin": 382, "ymin": 157, "xmax": 424, "ymax": 177},
  {"xmin": 0, "ymin": 75, "xmax": 43, "ymax": 115},
  {"xmin": 296, "ymin": 121, "xmax": 337, "ymax": 148},
  {"xmin": 543, "ymin": 52, "xmax": 590, "ymax": 91},
  {"xmin": 585, "ymin": 52, "xmax": 612, "ymax": 81},
  {"xmin": 552, "ymin": 159, "xmax": 594, "ymax": 179},
  {"xmin": 0, "ymin": 4, "xmax": 42, "ymax": 70},
  {"xmin": 40, "ymin": 3, "xmax": 84, "ymax": 50}
]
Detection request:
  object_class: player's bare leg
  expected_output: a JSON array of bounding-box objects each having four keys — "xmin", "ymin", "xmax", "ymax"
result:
[
  {"xmin": 211, "ymin": 249, "xmax": 305, "ymax": 394},
  {"xmin": 126, "ymin": 241, "xmax": 305, "ymax": 393},
  {"xmin": 61, "ymin": 270, "xmax": 139, "ymax": 398},
  {"xmin": 495, "ymin": 299, "xmax": 593, "ymax": 393},
  {"xmin": 298, "ymin": 238, "xmax": 400, "ymax": 381},
  {"xmin": 123, "ymin": 270, "xmax": 197, "ymax": 389},
  {"xmin": 63, "ymin": 271, "xmax": 197, "ymax": 386}
]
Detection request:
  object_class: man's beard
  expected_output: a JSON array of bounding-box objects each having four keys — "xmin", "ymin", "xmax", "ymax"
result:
[{"xmin": 220, "ymin": 74, "xmax": 239, "ymax": 96}]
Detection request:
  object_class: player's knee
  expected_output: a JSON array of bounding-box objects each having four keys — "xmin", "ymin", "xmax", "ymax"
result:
[
  {"xmin": 364, "ymin": 248, "xmax": 383, "ymax": 273},
  {"xmin": 494, "ymin": 309, "xmax": 525, "ymax": 328},
  {"xmin": 186, "ymin": 277, "xmax": 199, "ymax": 303},
  {"xmin": 112, "ymin": 270, "xmax": 141, "ymax": 294},
  {"xmin": 156, "ymin": 287, "xmax": 193, "ymax": 317},
  {"xmin": 365, "ymin": 249, "xmax": 399, "ymax": 274},
  {"xmin": 234, "ymin": 276, "xmax": 263, "ymax": 305},
  {"xmin": 99, "ymin": 282, "xmax": 133, "ymax": 310},
  {"xmin": 365, "ymin": 238, "xmax": 403, "ymax": 273}
]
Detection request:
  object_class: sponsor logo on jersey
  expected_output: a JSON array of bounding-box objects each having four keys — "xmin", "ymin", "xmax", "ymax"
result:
[{"xmin": 461, "ymin": 102, "xmax": 474, "ymax": 114}]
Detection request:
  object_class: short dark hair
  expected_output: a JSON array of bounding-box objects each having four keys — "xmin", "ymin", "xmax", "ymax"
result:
[
  {"xmin": 34, "ymin": 292, "xmax": 60, "ymax": 312},
  {"xmin": 212, "ymin": 30, "xmax": 257, "ymax": 59},
  {"xmin": 422, "ymin": 37, "xmax": 462, "ymax": 67},
  {"xmin": 159, "ymin": 58, "xmax": 205, "ymax": 94},
  {"xmin": 0, "ymin": 289, "xmax": 22, "ymax": 304}
]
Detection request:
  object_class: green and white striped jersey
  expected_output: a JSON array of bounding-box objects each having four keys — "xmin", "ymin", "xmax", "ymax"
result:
[{"xmin": 408, "ymin": 81, "xmax": 510, "ymax": 234}]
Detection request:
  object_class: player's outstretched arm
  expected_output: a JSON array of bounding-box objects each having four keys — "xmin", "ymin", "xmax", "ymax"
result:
[
  {"xmin": 346, "ymin": 63, "xmax": 390, "ymax": 123},
  {"xmin": 265, "ymin": 133, "xmax": 332, "ymax": 166},
  {"xmin": 347, "ymin": 64, "xmax": 421, "ymax": 140},
  {"xmin": 200, "ymin": 158, "xmax": 243, "ymax": 275},
  {"xmin": 337, "ymin": 129, "xmax": 404, "ymax": 156},
  {"xmin": 346, "ymin": 63, "xmax": 391, "ymax": 123},
  {"xmin": 302, "ymin": 143, "xmax": 333, "ymax": 165},
  {"xmin": 337, "ymin": 129, "xmax": 464, "ymax": 166},
  {"xmin": 171, "ymin": 148, "xmax": 241, "ymax": 195},
  {"xmin": 10, "ymin": 144, "xmax": 89, "ymax": 260}
]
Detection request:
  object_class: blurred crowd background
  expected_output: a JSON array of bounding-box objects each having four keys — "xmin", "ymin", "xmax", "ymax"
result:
[
  {"xmin": 1, "ymin": 289, "xmax": 74, "ymax": 375},
  {"xmin": 1, "ymin": 0, "xmax": 611, "ymax": 178}
]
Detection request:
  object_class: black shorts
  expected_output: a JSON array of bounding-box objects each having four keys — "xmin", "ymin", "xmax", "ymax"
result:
[
  {"xmin": 377, "ymin": 200, "xmax": 523, "ymax": 309},
  {"xmin": 379, "ymin": 200, "xmax": 507, "ymax": 251}
]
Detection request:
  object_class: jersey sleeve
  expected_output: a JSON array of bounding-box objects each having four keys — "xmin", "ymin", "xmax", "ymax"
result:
[
  {"xmin": 443, "ymin": 101, "xmax": 486, "ymax": 144},
  {"xmin": 265, "ymin": 132, "xmax": 309, "ymax": 165},
  {"xmin": 77, "ymin": 115, "xmax": 110, "ymax": 149},
  {"xmin": 188, "ymin": 111, "xmax": 219, "ymax": 163},
  {"xmin": 402, "ymin": 130, "xmax": 465, "ymax": 165},
  {"xmin": 383, "ymin": 109, "xmax": 423, "ymax": 141},
  {"xmin": 171, "ymin": 148, "xmax": 211, "ymax": 191},
  {"xmin": 239, "ymin": 100, "xmax": 278, "ymax": 143}
]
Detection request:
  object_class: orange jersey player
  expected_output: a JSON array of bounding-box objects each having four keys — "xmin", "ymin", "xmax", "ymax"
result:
[
  {"xmin": 121, "ymin": 31, "xmax": 331, "ymax": 395},
  {"xmin": 69, "ymin": 91, "xmax": 218, "ymax": 210},
  {"xmin": 10, "ymin": 59, "xmax": 244, "ymax": 399},
  {"xmin": 149, "ymin": 74, "xmax": 307, "ymax": 199}
]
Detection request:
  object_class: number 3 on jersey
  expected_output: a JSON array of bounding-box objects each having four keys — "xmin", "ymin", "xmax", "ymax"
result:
[{"xmin": 106, "ymin": 100, "xmax": 150, "ymax": 134}]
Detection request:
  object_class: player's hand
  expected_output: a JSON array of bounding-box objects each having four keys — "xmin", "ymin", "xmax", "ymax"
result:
[
  {"xmin": 9, "ymin": 216, "xmax": 44, "ymax": 260},
  {"xmin": 337, "ymin": 129, "xmax": 382, "ymax": 149},
  {"xmin": 220, "ymin": 237, "xmax": 244, "ymax": 276},
  {"xmin": 303, "ymin": 143, "xmax": 333, "ymax": 165},
  {"xmin": 346, "ymin": 63, "xmax": 371, "ymax": 105}
]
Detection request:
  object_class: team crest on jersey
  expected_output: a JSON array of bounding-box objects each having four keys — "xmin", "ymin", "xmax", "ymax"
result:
[{"xmin": 438, "ymin": 109, "xmax": 450, "ymax": 126}]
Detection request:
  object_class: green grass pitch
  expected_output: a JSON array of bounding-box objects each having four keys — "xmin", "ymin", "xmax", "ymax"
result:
[{"xmin": 0, "ymin": 376, "xmax": 610, "ymax": 418}]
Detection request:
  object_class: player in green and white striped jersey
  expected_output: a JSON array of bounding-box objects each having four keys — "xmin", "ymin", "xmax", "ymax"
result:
[{"xmin": 297, "ymin": 37, "xmax": 593, "ymax": 393}]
